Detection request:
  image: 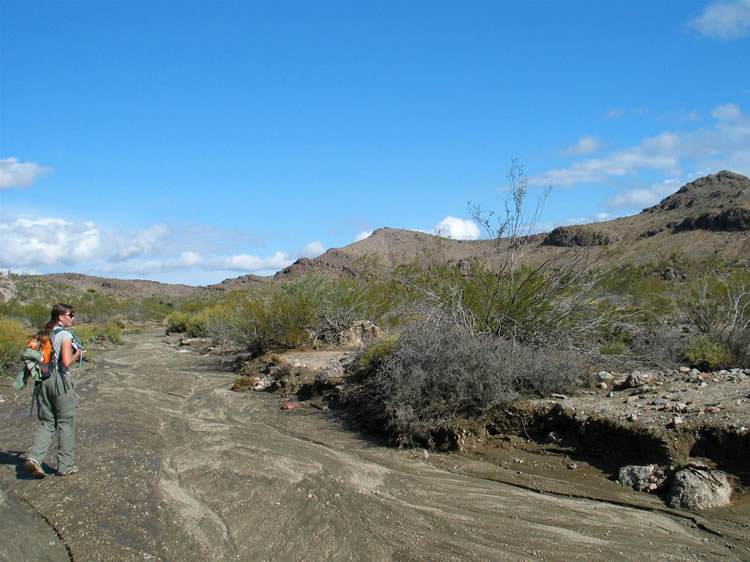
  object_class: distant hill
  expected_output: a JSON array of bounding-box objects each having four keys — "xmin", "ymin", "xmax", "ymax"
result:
[
  {"xmin": 271, "ymin": 170, "xmax": 750, "ymax": 280},
  {"xmin": 4, "ymin": 171, "xmax": 748, "ymax": 301}
]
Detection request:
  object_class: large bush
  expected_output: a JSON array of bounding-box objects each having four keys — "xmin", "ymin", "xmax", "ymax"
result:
[{"xmin": 356, "ymin": 321, "xmax": 585, "ymax": 448}]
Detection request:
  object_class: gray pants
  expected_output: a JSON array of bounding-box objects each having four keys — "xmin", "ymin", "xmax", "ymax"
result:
[{"xmin": 28, "ymin": 372, "xmax": 78, "ymax": 473}]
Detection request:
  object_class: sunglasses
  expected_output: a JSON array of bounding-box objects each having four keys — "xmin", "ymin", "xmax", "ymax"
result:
[{"xmin": 65, "ymin": 313, "xmax": 75, "ymax": 318}]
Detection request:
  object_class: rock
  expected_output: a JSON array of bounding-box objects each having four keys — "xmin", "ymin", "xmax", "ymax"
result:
[
  {"xmin": 618, "ymin": 465, "xmax": 658, "ymax": 491},
  {"xmin": 622, "ymin": 372, "xmax": 650, "ymax": 388},
  {"xmin": 318, "ymin": 364, "xmax": 345, "ymax": 385},
  {"xmin": 337, "ymin": 321, "xmax": 384, "ymax": 348},
  {"xmin": 617, "ymin": 464, "xmax": 666, "ymax": 492},
  {"xmin": 180, "ymin": 337, "xmax": 212, "ymax": 346},
  {"xmin": 542, "ymin": 226, "xmax": 618, "ymax": 247},
  {"xmin": 667, "ymin": 467, "xmax": 732, "ymax": 510},
  {"xmin": 620, "ymin": 464, "xmax": 668, "ymax": 492},
  {"xmin": 253, "ymin": 376, "xmax": 273, "ymax": 391}
]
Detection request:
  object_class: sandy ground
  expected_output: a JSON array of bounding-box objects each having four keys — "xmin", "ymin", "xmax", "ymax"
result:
[{"xmin": 1, "ymin": 328, "xmax": 749, "ymax": 561}]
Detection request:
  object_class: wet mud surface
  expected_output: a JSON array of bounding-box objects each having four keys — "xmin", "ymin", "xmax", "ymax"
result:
[{"xmin": 1, "ymin": 328, "xmax": 749, "ymax": 561}]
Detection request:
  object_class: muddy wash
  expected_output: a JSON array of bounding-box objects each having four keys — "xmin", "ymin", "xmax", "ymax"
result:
[{"xmin": 1, "ymin": 328, "xmax": 748, "ymax": 560}]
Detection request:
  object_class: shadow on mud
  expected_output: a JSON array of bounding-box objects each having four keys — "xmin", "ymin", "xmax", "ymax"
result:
[{"xmin": 0, "ymin": 449, "xmax": 55, "ymax": 481}]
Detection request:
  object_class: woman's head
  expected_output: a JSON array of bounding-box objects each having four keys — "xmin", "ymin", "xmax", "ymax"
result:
[
  {"xmin": 50, "ymin": 303, "xmax": 75, "ymax": 324},
  {"xmin": 40, "ymin": 303, "xmax": 76, "ymax": 336}
]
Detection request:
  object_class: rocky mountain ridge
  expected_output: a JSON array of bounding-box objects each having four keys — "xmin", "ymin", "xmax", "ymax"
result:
[
  {"xmin": 272, "ymin": 170, "xmax": 750, "ymax": 280},
  {"xmin": 3, "ymin": 171, "xmax": 748, "ymax": 299}
]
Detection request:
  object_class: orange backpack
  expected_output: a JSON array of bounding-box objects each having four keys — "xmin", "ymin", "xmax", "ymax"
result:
[{"xmin": 26, "ymin": 336, "xmax": 53, "ymax": 378}]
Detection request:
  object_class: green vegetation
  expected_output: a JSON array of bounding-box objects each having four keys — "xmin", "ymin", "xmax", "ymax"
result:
[
  {"xmin": 4, "ymin": 255, "xmax": 748, "ymax": 445},
  {"xmin": 0, "ymin": 274, "xmax": 206, "ymax": 375},
  {"xmin": 75, "ymin": 321, "xmax": 124, "ymax": 346}
]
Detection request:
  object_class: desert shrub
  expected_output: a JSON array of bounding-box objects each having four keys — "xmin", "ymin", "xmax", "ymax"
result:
[
  {"xmin": 232, "ymin": 375, "xmax": 256, "ymax": 392},
  {"xmin": 396, "ymin": 258, "xmax": 619, "ymax": 353},
  {"xmin": 166, "ymin": 312, "xmax": 192, "ymax": 334},
  {"xmin": 0, "ymin": 315, "xmax": 30, "ymax": 374},
  {"xmin": 70, "ymin": 289, "xmax": 129, "ymax": 323},
  {"xmin": 185, "ymin": 313, "xmax": 209, "ymax": 338},
  {"xmin": 599, "ymin": 337, "xmax": 629, "ymax": 356},
  {"xmin": 677, "ymin": 268, "xmax": 750, "ymax": 367},
  {"xmin": 74, "ymin": 321, "xmax": 123, "ymax": 346},
  {"xmin": 682, "ymin": 335, "xmax": 735, "ymax": 371},
  {"xmin": 0, "ymin": 299, "xmax": 50, "ymax": 328},
  {"xmin": 122, "ymin": 297, "xmax": 179, "ymax": 322},
  {"xmin": 358, "ymin": 320, "xmax": 585, "ymax": 448},
  {"xmin": 314, "ymin": 276, "xmax": 412, "ymax": 338}
]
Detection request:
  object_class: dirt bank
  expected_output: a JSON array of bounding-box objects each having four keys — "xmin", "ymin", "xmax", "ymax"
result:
[{"xmin": 1, "ymin": 328, "xmax": 749, "ymax": 560}]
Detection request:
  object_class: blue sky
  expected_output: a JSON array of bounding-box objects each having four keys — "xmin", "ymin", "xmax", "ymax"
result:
[{"xmin": 1, "ymin": 0, "xmax": 749, "ymax": 286}]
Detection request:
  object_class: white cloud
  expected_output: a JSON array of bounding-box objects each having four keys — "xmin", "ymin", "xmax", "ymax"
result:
[
  {"xmin": 111, "ymin": 224, "xmax": 168, "ymax": 259},
  {"xmin": 609, "ymin": 188, "xmax": 665, "ymax": 208},
  {"xmin": 433, "ymin": 217, "xmax": 480, "ymax": 240},
  {"xmin": 689, "ymin": 0, "xmax": 750, "ymax": 39},
  {"xmin": 300, "ymin": 240, "xmax": 325, "ymax": 258},
  {"xmin": 355, "ymin": 230, "xmax": 373, "ymax": 242},
  {"xmin": 604, "ymin": 108, "xmax": 624, "ymax": 120},
  {"xmin": 174, "ymin": 251, "xmax": 203, "ymax": 267},
  {"xmin": 0, "ymin": 218, "xmax": 101, "ymax": 266},
  {"xmin": 561, "ymin": 136, "xmax": 605, "ymax": 156},
  {"xmin": 225, "ymin": 251, "xmax": 293, "ymax": 271},
  {"xmin": 711, "ymin": 103, "xmax": 742, "ymax": 121},
  {"xmin": 0, "ymin": 157, "xmax": 51, "ymax": 189},
  {"xmin": 530, "ymin": 103, "xmax": 750, "ymax": 187},
  {"xmin": 608, "ymin": 172, "xmax": 710, "ymax": 210}
]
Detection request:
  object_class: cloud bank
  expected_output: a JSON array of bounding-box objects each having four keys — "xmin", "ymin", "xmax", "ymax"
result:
[{"xmin": 0, "ymin": 216, "xmax": 322, "ymax": 282}]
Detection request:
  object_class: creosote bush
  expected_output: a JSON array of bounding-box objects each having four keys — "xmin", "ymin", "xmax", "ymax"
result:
[
  {"xmin": 75, "ymin": 321, "xmax": 124, "ymax": 346},
  {"xmin": 0, "ymin": 315, "xmax": 30, "ymax": 374},
  {"xmin": 682, "ymin": 335, "xmax": 734, "ymax": 371}
]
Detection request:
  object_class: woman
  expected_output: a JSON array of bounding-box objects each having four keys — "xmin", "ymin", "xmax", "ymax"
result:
[{"xmin": 24, "ymin": 303, "xmax": 85, "ymax": 479}]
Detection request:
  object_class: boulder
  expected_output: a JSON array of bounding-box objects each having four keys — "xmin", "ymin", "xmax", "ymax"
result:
[
  {"xmin": 338, "ymin": 321, "xmax": 384, "ymax": 348},
  {"xmin": 667, "ymin": 466, "xmax": 732, "ymax": 510},
  {"xmin": 542, "ymin": 226, "xmax": 617, "ymax": 247}
]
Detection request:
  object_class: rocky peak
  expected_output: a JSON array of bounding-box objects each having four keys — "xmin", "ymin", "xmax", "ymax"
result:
[{"xmin": 644, "ymin": 171, "xmax": 750, "ymax": 214}]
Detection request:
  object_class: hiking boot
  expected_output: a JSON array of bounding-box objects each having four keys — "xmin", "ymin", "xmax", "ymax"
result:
[
  {"xmin": 58, "ymin": 466, "xmax": 79, "ymax": 476},
  {"xmin": 24, "ymin": 458, "xmax": 46, "ymax": 479}
]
